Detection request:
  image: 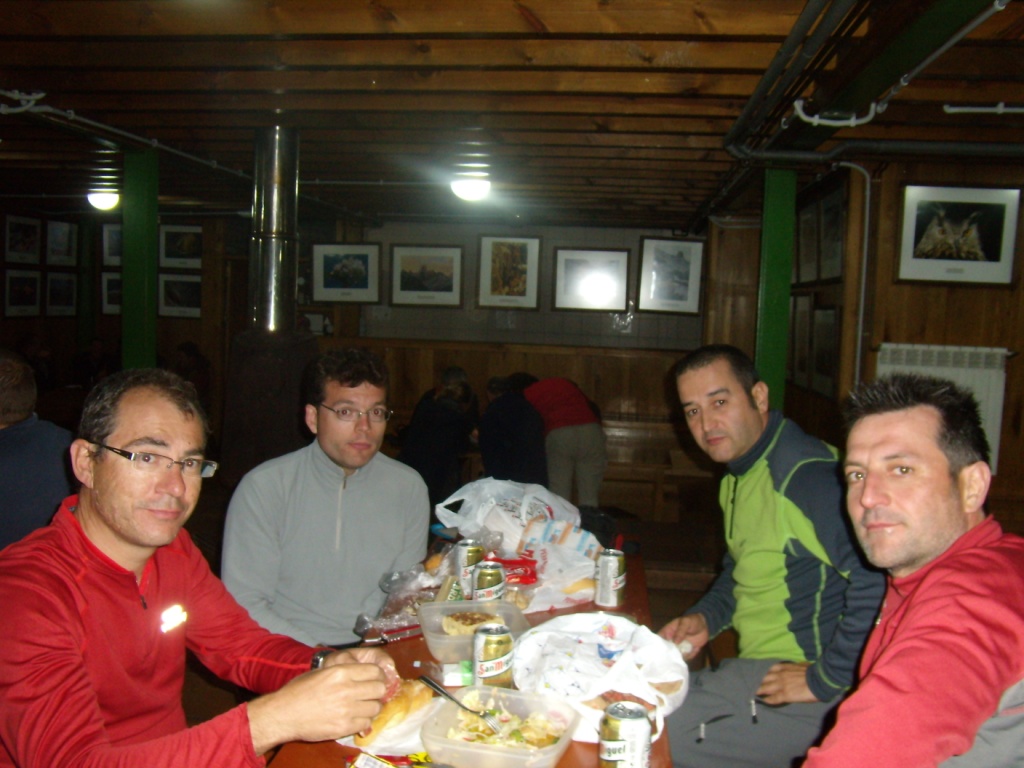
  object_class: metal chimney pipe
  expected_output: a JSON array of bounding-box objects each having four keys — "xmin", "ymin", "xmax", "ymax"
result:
[{"xmin": 249, "ymin": 126, "xmax": 299, "ymax": 332}]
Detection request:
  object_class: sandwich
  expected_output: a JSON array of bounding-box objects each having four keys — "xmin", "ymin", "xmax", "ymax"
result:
[{"xmin": 355, "ymin": 678, "xmax": 434, "ymax": 747}]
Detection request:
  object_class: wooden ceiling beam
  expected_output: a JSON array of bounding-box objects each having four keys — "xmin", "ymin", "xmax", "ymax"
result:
[
  {"xmin": 3, "ymin": 38, "xmax": 781, "ymax": 70},
  {"xmin": 21, "ymin": 92, "xmax": 750, "ymax": 116},
  {"xmin": 12, "ymin": 69, "xmax": 763, "ymax": 97},
  {"xmin": 2, "ymin": 1, "xmax": 808, "ymax": 37}
]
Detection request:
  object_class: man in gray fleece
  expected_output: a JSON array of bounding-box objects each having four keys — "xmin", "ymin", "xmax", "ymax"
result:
[{"xmin": 223, "ymin": 347, "xmax": 429, "ymax": 646}]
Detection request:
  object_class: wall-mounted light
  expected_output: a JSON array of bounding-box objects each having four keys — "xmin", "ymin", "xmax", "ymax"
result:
[{"xmin": 87, "ymin": 191, "xmax": 120, "ymax": 210}]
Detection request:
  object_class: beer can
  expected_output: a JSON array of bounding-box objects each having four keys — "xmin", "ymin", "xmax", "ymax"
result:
[
  {"xmin": 457, "ymin": 539, "xmax": 484, "ymax": 596},
  {"xmin": 472, "ymin": 623, "xmax": 514, "ymax": 687},
  {"xmin": 598, "ymin": 701, "xmax": 652, "ymax": 768},
  {"xmin": 473, "ymin": 561, "xmax": 506, "ymax": 602},
  {"xmin": 596, "ymin": 549, "xmax": 626, "ymax": 608}
]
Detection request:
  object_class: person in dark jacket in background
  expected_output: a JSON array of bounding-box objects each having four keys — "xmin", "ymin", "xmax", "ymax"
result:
[
  {"xmin": 398, "ymin": 366, "xmax": 476, "ymax": 511},
  {"xmin": 478, "ymin": 375, "xmax": 547, "ymax": 487},
  {"xmin": 0, "ymin": 347, "xmax": 74, "ymax": 550}
]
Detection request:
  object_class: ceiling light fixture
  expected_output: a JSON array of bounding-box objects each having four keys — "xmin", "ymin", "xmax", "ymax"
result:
[
  {"xmin": 450, "ymin": 176, "xmax": 491, "ymax": 201},
  {"xmin": 87, "ymin": 191, "xmax": 120, "ymax": 210}
]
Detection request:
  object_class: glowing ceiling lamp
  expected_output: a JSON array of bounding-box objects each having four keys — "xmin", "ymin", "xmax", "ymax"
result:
[
  {"xmin": 87, "ymin": 191, "xmax": 120, "ymax": 210},
  {"xmin": 450, "ymin": 178, "xmax": 491, "ymax": 201}
]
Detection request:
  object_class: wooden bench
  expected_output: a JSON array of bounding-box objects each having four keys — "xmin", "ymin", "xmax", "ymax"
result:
[{"xmin": 601, "ymin": 418, "xmax": 715, "ymax": 522}]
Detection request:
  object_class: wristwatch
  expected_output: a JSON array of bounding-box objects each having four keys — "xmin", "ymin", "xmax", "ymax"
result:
[{"xmin": 310, "ymin": 648, "xmax": 333, "ymax": 670}]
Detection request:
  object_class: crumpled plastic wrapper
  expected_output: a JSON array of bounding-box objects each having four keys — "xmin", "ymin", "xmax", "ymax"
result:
[{"xmin": 512, "ymin": 613, "xmax": 688, "ymax": 742}]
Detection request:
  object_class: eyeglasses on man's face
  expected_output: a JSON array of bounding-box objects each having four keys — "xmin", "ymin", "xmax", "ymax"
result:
[
  {"xmin": 318, "ymin": 403, "xmax": 393, "ymax": 424},
  {"xmin": 95, "ymin": 444, "xmax": 218, "ymax": 478}
]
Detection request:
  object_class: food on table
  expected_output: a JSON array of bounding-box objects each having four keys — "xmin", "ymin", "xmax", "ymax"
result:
[
  {"xmin": 441, "ymin": 611, "xmax": 500, "ymax": 636},
  {"xmin": 354, "ymin": 678, "xmax": 434, "ymax": 747},
  {"xmin": 446, "ymin": 690, "xmax": 568, "ymax": 749},
  {"xmin": 562, "ymin": 577, "xmax": 595, "ymax": 594}
]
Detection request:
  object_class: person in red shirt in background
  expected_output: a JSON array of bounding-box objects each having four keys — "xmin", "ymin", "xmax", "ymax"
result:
[
  {"xmin": 804, "ymin": 373, "xmax": 1024, "ymax": 767},
  {"xmin": 0, "ymin": 368, "xmax": 396, "ymax": 768},
  {"xmin": 522, "ymin": 375, "xmax": 607, "ymax": 510}
]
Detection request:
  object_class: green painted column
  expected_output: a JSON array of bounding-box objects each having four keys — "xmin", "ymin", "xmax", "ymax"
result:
[
  {"xmin": 121, "ymin": 149, "xmax": 159, "ymax": 368},
  {"xmin": 756, "ymin": 169, "xmax": 796, "ymax": 408}
]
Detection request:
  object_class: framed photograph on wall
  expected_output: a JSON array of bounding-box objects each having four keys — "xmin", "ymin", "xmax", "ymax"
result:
[
  {"xmin": 478, "ymin": 235, "xmax": 540, "ymax": 309},
  {"xmin": 791, "ymin": 294, "xmax": 812, "ymax": 388},
  {"xmin": 898, "ymin": 185, "xmax": 1020, "ymax": 284},
  {"xmin": 159, "ymin": 225, "xmax": 203, "ymax": 269},
  {"xmin": 4, "ymin": 269, "xmax": 41, "ymax": 316},
  {"xmin": 553, "ymin": 248, "xmax": 629, "ymax": 311},
  {"xmin": 818, "ymin": 187, "xmax": 845, "ymax": 280},
  {"xmin": 391, "ymin": 245, "xmax": 462, "ymax": 307},
  {"xmin": 45, "ymin": 272, "xmax": 77, "ymax": 316},
  {"xmin": 46, "ymin": 221, "xmax": 78, "ymax": 266},
  {"xmin": 811, "ymin": 306, "xmax": 838, "ymax": 397},
  {"xmin": 312, "ymin": 243, "xmax": 380, "ymax": 303},
  {"xmin": 101, "ymin": 272, "xmax": 122, "ymax": 315},
  {"xmin": 102, "ymin": 224, "xmax": 122, "ymax": 267},
  {"xmin": 158, "ymin": 273, "xmax": 201, "ymax": 318},
  {"xmin": 797, "ymin": 203, "xmax": 819, "ymax": 283},
  {"xmin": 637, "ymin": 237, "xmax": 703, "ymax": 314},
  {"xmin": 5, "ymin": 216, "xmax": 41, "ymax": 264}
]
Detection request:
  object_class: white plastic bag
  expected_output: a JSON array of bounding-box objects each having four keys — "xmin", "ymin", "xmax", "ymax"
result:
[
  {"xmin": 512, "ymin": 613, "xmax": 689, "ymax": 742},
  {"xmin": 434, "ymin": 477, "xmax": 579, "ymax": 550}
]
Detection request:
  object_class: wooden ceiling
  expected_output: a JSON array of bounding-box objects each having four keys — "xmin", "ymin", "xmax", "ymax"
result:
[{"xmin": 1, "ymin": 0, "xmax": 1023, "ymax": 231}]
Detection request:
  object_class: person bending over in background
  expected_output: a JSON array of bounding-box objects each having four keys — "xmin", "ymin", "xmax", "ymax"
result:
[
  {"xmin": 522, "ymin": 375, "xmax": 606, "ymax": 509},
  {"xmin": 660, "ymin": 344, "xmax": 884, "ymax": 768},
  {"xmin": 0, "ymin": 368, "xmax": 395, "ymax": 768},
  {"xmin": 223, "ymin": 347, "xmax": 429, "ymax": 646},
  {"xmin": 804, "ymin": 374, "xmax": 1024, "ymax": 767},
  {"xmin": 0, "ymin": 347, "xmax": 74, "ymax": 550}
]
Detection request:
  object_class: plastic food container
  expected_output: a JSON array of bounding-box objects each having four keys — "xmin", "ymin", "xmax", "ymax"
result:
[
  {"xmin": 417, "ymin": 599, "xmax": 530, "ymax": 663},
  {"xmin": 420, "ymin": 685, "xmax": 580, "ymax": 768}
]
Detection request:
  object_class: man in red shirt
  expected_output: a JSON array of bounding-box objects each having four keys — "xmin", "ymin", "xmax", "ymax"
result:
[
  {"xmin": 0, "ymin": 368, "xmax": 395, "ymax": 768},
  {"xmin": 805, "ymin": 373, "xmax": 1024, "ymax": 767}
]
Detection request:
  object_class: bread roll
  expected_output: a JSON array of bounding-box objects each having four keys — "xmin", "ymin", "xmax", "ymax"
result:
[{"xmin": 355, "ymin": 679, "xmax": 434, "ymax": 747}]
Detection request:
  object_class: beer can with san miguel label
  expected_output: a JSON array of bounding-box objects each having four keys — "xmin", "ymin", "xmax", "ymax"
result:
[
  {"xmin": 596, "ymin": 549, "xmax": 627, "ymax": 608},
  {"xmin": 599, "ymin": 701, "xmax": 651, "ymax": 768},
  {"xmin": 472, "ymin": 623, "xmax": 514, "ymax": 687},
  {"xmin": 457, "ymin": 539, "xmax": 484, "ymax": 596},
  {"xmin": 473, "ymin": 561, "xmax": 506, "ymax": 601}
]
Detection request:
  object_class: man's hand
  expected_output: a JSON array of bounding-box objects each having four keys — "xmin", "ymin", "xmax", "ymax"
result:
[
  {"xmin": 247, "ymin": 661, "xmax": 387, "ymax": 755},
  {"xmin": 321, "ymin": 646, "xmax": 395, "ymax": 671},
  {"xmin": 658, "ymin": 613, "xmax": 709, "ymax": 660},
  {"xmin": 756, "ymin": 662, "xmax": 819, "ymax": 705}
]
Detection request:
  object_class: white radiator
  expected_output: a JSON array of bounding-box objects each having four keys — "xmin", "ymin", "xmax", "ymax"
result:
[{"xmin": 876, "ymin": 343, "xmax": 1008, "ymax": 473}]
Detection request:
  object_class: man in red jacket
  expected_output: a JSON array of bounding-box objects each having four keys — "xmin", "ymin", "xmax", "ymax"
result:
[
  {"xmin": 804, "ymin": 373, "xmax": 1024, "ymax": 767},
  {"xmin": 0, "ymin": 368, "xmax": 394, "ymax": 768}
]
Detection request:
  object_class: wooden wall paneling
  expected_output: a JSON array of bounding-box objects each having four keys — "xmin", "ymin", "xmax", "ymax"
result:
[
  {"xmin": 839, "ymin": 169, "xmax": 867, "ymax": 399},
  {"xmin": 867, "ymin": 161, "xmax": 1024, "ymax": 506},
  {"xmin": 704, "ymin": 221, "xmax": 760, "ymax": 353}
]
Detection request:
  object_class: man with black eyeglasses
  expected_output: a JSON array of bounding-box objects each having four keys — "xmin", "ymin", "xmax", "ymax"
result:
[
  {"xmin": 223, "ymin": 347, "xmax": 429, "ymax": 646},
  {"xmin": 0, "ymin": 368, "xmax": 398, "ymax": 767}
]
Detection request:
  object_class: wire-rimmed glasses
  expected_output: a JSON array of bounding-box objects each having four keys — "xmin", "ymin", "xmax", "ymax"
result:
[
  {"xmin": 96, "ymin": 444, "xmax": 218, "ymax": 478},
  {"xmin": 318, "ymin": 403, "xmax": 393, "ymax": 423}
]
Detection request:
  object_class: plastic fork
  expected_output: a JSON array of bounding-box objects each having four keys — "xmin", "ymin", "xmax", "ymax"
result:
[{"xmin": 418, "ymin": 675, "xmax": 502, "ymax": 733}]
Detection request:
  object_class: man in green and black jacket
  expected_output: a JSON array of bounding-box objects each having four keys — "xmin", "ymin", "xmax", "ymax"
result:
[{"xmin": 661, "ymin": 344, "xmax": 884, "ymax": 768}]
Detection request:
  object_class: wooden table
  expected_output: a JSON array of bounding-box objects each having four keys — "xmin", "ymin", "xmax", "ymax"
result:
[{"xmin": 269, "ymin": 555, "xmax": 671, "ymax": 768}]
